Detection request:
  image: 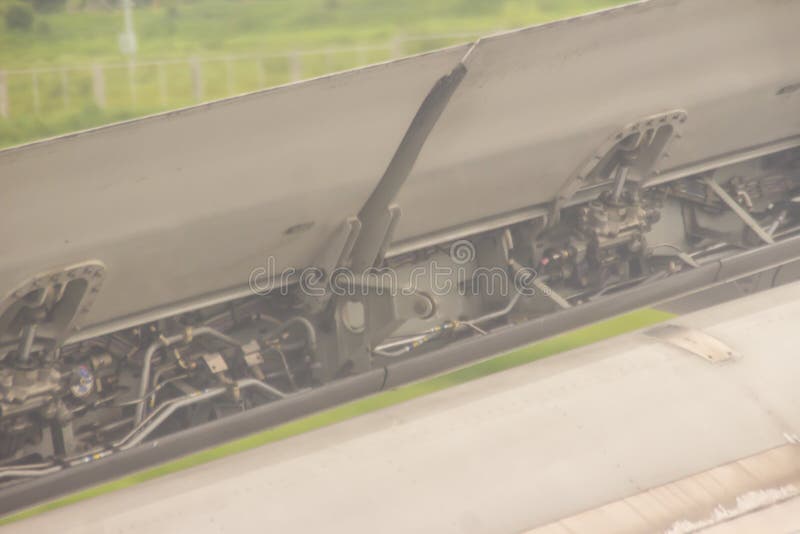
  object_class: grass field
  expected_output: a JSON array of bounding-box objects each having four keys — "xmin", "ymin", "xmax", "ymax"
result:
[{"xmin": 0, "ymin": 0, "xmax": 626, "ymax": 147}]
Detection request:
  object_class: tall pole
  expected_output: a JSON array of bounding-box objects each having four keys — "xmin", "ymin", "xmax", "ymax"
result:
[{"xmin": 119, "ymin": 0, "xmax": 137, "ymax": 57}]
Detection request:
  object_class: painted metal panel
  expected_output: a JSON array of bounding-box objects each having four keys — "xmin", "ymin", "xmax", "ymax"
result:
[
  {"xmin": 0, "ymin": 46, "xmax": 469, "ymax": 329},
  {"xmin": 394, "ymin": 0, "xmax": 800, "ymax": 242},
  {"xmin": 3, "ymin": 0, "xmax": 800, "ymax": 333}
]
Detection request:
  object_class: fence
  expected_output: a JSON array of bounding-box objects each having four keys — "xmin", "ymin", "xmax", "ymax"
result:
[{"xmin": 0, "ymin": 32, "xmax": 484, "ymax": 120}]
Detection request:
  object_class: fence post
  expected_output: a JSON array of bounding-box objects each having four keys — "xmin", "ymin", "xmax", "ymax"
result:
[
  {"xmin": 60, "ymin": 68, "xmax": 69, "ymax": 111},
  {"xmin": 226, "ymin": 57, "xmax": 235, "ymax": 95},
  {"xmin": 32, "ymin": 72, "xmax": 40, "ymax": 116},
  {"xmin": 190, "ymin": 58, "xmax": 203, "ymax": 103},
  {"xmin": 0, "ymin": 70, "xmax": 7, "ymax": 118},
  {"xmin": 391, "ymin": 34, "xmax": 405, "ymax": 58},
  {"xmin": 289, "ymin": 52, "xmax": 302, "ymax": 82},
  {"xmin": 256, "ymin": 59, "xmax": 266, "ymax": 88},
  {"xmin": 157, "ymin": 62, "xmax": 168, "ymax": 106},
  {"xmin": 92, "ymin": 64, "xmax": 106, "ymax": 109},
  {"xmin": 127, "ymin": 60, "xmax": 137, "ymax": 106}
]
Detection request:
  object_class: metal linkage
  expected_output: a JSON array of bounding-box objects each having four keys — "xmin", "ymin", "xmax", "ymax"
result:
[{"xmin": 703, "ymin": 175, "xmax": 775, "ymax": 245}]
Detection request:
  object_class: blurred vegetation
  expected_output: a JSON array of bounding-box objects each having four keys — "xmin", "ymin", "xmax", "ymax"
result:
[
  {"xmin": 4, "ymin": 3, "xmax": 34, "ymax": 30},
  {"xmin": 0, "ymin": 0, "xmax": 625, "ymax": 147}
]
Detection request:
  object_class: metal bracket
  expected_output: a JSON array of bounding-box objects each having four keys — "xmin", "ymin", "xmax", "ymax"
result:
[
  {"xmin": 347, "ymin": 62, "xmax": 468, "ymax": 272},
  {"xmin": 311, "ymin": 216, "xmax": 362, "ymax": 275},
  {"xmin": 702, "ymin": 175, "xmax": 775, "ymax": 245},
  {"xmin": 532, "ymin": 278, "xmax": 572, "ymax": 310},
  {"xmin": 201, "ymin": 353, "xmax": 229, "ymax": 374},
  {"xmin": 299, "ymin": 217, "xmax": 362, "ymax": 315},
  {"xmin": 550, "ymin": 109, "xmax": 687, "ymax": 226},
  {"xmin": 308, "ymin": 58, "xmax": 470, "ymax": 381},
  {"xmin": 0, "ymin": 261, "xmax": 106, "ymax": 362}
]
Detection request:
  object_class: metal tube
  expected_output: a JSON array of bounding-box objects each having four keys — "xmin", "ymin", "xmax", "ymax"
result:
[
  {"xmin": 373, "ymin": 346, "xmax": 414, "ymax": 358},
  {"xmin": 121, "ymin": 379, "xmax": 285, "ymax": 450},
  {"xmin": 263, "ymin": 317, "xmax": 317, "ymax": 392},
  {"xmin": 703, "ymin": 175, "xmax": 775, "ymax": 245},
  {"xmin": 135, "ymin": 326, "xmax": 244, "ymax": 424},
  {"xmin": 0, "ymin": 462, "xmax": 55, "ymax": 472},
  {"xmin": 375, "ymin": 334, "xmax": 429, "ymax": 352},
  {"xmin": 0, "ymin": 466, "xmax": 61, "ymax": 480},
  {"xmin": 611, "ymin": 165, "xmax": 630, "ymax": 204},
  {"xmin": 193, "ymin": 326, "xmax": 244, "ymax": 349},
  {"xmin": 374, "ymin": 265, "xmax": 527, "ymax": 357},
  {"xmin": 265, "ymin": 317, "xmax": 317, "ymax": 355},
  {"xmin": 236, "ymin": 378, "xmax": 287, "ymax": 399},
  {"xmin": 122, "ymin": 388, "xmax": 227, "ymax": 449},
  {"xmin": 134, "ymin": 333, "xmax": 180, "ymax": 424},
  {"xmin": 17, "ymin": 324, "xmax": 37, "ymax": 364},
  {"xmin": 270, "ymin": 346, "xmax": 298, "ymax": 391},
  {"xmin": 466, "ymin": 292, "xmax": 523, "ymax": 328},
  {"xmin": 373, "ymin": 322, "xmax": 463, "ymax": 358},
  {"xmin": 767, "ymin": 210, "xmax": 788, "ymax": 237}
]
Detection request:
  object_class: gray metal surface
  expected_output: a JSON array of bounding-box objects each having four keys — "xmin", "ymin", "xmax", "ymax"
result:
[
  {"xmin": 7, "ymin": 281, "xmax": 800, "ymax": 533},
  {"xmin": 393, "ymin": 0, "xmax": 800, "ymax": 245},
  {"xmin": 2, "ymin": 0, "xmax": 800, "ymax": 337},
  {"xmin": 0, "ymin": 46, "xmax": 468, "ymax": 331}
]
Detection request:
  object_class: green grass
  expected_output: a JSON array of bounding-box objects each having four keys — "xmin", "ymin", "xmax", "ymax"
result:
[
  {"xmin": 1, "ymin": 0, "xmax": 628, "ymax": 66},
  {"xmin": 0, "ymin": 307, "xmax": 673, "ymax": 527},
  {"xmin": 0, "ymin": 0, "xmax": 628, "ymax": 147}
]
